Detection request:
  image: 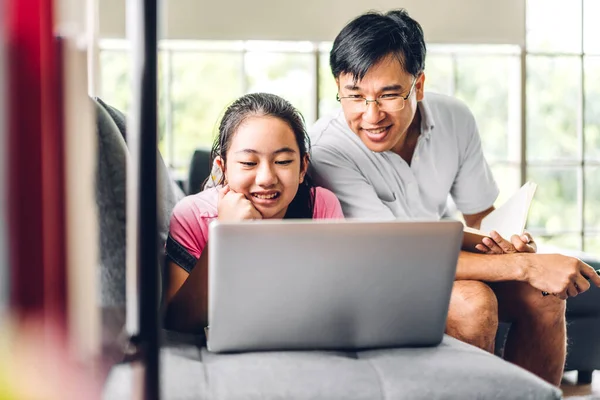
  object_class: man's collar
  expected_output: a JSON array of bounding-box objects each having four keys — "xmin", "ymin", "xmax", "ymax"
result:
[{"xmin": 417, "ymin": 95, "xmax": 435, "ymax": 138}]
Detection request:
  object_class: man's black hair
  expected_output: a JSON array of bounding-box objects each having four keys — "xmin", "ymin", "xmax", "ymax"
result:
[{"xmin": 330, "ymin": 9, "xmax": 426, "ymax": 81}]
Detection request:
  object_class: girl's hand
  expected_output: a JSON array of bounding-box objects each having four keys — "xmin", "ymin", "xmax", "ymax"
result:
[{"xmin": 217, "ymin": 185, "xmax": 262, "ymax": 221}]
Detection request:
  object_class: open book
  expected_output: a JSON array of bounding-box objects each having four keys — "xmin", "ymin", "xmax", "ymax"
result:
[{"xmin": 462, "ymin": 181, "xmax": 537, "ymax": 252}]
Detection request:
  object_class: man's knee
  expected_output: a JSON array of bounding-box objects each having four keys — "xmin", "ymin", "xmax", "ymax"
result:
[
  {"xmin": 509, "ymin": 282, "xmax": 566, "ymax": 325},
  {"xmin": 447, "ymin": 281, "xmax": 499, "ymax": 348}
]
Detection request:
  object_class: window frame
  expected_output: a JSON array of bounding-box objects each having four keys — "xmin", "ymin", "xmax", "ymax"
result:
[{"xmin": 97, "ymin": 6, "xmax": 600, "ymax": 254}]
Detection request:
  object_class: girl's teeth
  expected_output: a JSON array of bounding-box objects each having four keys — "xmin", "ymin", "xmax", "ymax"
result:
[{"xmin": 254, "ymin": 193, "xmax": 277, "ymax": 199}]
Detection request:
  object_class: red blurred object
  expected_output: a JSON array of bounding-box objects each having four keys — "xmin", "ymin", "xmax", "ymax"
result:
[{"xmin": 6, "ymin": 0, "xmax": 67, "ymax": 326}]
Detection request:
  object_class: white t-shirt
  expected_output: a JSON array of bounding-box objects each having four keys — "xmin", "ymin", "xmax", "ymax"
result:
[{"xmin": 309, "ymin": 92, "xmax": 499, "ymax": 220}]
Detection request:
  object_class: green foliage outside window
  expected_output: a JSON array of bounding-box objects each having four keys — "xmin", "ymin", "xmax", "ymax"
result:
[{"xmin": 99, "ymin": 40, "xmax": 600, "ymax": 256}]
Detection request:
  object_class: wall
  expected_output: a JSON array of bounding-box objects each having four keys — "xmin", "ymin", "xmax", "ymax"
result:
[{"xmin": 99, "ymin": 0, "xmax": 526, "ymax": 45}]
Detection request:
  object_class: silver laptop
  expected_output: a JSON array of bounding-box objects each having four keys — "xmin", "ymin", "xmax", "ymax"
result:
[{"xmin": 207, "ymin": 219, "xmax": 463, "ymax": 353}]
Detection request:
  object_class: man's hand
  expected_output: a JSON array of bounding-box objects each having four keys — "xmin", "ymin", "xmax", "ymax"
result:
[
  {"xmin": 521, "ymin": 254, "xmax": 600, "ymax": 300},
  {"xmin": 217, "ymin": 185, "xmax": 263, "ymax": 222},
  {"xmin": 475, "ymin": 231, "xmax": 537, "ymax": 254}
]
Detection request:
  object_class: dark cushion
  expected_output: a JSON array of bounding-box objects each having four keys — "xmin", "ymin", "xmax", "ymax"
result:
[{"xmin": 187, "ymin": 148, "xmax": 212, "ymax": 195}]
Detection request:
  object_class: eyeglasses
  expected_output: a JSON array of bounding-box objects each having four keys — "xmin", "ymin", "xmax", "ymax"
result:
[{"xmin": 336, "ymin": 76, "xmax": 419, "ymax": 113}]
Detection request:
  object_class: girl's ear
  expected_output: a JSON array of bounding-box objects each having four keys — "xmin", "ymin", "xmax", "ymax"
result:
[
  {"xmin": 299, "ymin": 154, "xmax": 309, "ymax": 184},
  {"xmin": 215, "ymin": 156, "xmax": 225, "ymax": 172},
  {"xmin": 214, "ymin": 156, "xmax": 227, "ymax": 185}
]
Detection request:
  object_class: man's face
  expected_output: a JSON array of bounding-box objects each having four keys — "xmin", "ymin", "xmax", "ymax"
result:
[{"xmin": 336, "ymin": 55, "xmax": 425, "ymax": 153}]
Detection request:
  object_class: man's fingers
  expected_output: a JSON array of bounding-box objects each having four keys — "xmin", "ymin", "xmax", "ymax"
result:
[
  {"xmin": 482, "ymin": 237, "xmax": 503, "ymax": 254},
  {"xmin": 566, "ymin": 283, "xmax": 579, "ymax": 298},
  {"xmin": 511, "ymin": 234, "xmax": 528, "ymax": 252},
  {"xmin": 522, "ymin": 232, "xmax": 538, "ymax": 252},
  {"xmin": 581, "ymin": 263, "xmax": 600, "ymax": 287},
  {"xmin": 555, "ymin": 290, "xmax": 568, "ymax": 301},
  {"xmin": 511, "ymin": 234, "xmax": 535, "ymax": 253},
  {"xmin": 574, "ymin": 275, "xmax": 591, "ymax": 294},
  {"xmin": 475, "ymin": 244, "xmax": 491, "ymax": 253},
  {"xmin": 489, "ymin": 231, "xmax": 514, "ymax": 253}
]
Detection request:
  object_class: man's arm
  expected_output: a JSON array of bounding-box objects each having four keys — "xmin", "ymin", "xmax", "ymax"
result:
[
  {"xmin": 460, "ymin": 207, "xmax": 526, "ymax": 281},
  {"xmin": 460, "ymin": 207, "xmax": 541, "ymax": 281},
  {"xmin": 456, "ymin": 250, "xmax": 600, "ymax": 299},
  {"xmin": 463, "ymin": 206, "xmax": 494, "ymax": 229},
  {"xmin": 456, "ymin": 250, "xmax": 524, "ymax": 282}
]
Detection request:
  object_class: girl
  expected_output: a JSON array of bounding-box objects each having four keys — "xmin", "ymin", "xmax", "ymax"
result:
[{"xmin": 164, "ymin": 93, "xmax": 343, "ymax": 333}]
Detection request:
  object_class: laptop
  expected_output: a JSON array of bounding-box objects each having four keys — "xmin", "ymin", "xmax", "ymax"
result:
[{"xmin": 207, "ymin": 219, "xmax": 463, "ymax": 353}]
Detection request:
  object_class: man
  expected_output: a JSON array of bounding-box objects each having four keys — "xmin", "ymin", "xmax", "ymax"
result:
[{"xmin": 309, "ymin": 9, "xmax": 600, "ymax": 386}]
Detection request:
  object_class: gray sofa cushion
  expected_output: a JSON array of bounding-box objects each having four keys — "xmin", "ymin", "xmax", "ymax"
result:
[
  {"xmin": 95, "ymin": 98, "xmax": 184, "ymax": 307},
  {"xmin": 95, "ymin": 97, "xmax": 185, "ymax": 368},
  {"xmin": 103, "ymin": 334, "xmax": 561, "ymax": 400},
  {"xmin": 96, "ymin": 99, "xmax": 128, "ymax": 307}
]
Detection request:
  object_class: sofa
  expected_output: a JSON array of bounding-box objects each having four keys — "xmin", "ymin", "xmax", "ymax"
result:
[
  {"xmin": 104, "ymin": 331, "xmax": 562, "ymax": 400},
  {"xmin": 187, "ymin": 148, "xmax": 212, "ymax": 195},
  {"xmin": 95, "ymin": 99, "xmax": 567, "ymax": 399},
  {"xmin": 187, "ymin": 146, "xmax": 600, "ymax": 387},
  {"xmin": 563, "ymin": 278, "xmax": 600, "ymax": 384}
]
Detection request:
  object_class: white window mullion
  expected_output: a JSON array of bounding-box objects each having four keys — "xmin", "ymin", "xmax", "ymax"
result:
[
  {"xmin": 311, "ymin": 42, "xmax": 320, "ymax": 123},
  {"xmin": 520, "ymin": 49, "xmax": 527, "ymax": 186},
  {"xmin": 241, "ymin": 46, "xmax": 248, "ymax": 93},
  {"xmin": 163, "ymin": 49, "xmax": 174, "ymax": 169},
  {"xmin": 450, "ymin": 53, "xmax": 458, "ymax": 97}
]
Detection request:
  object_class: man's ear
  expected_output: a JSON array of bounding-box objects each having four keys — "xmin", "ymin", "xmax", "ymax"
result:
[
  {"xmin": 415, "ymin": 73, "xmax": 426, "ymax": 102},
  {"xmin": 299, "ymin": 154, "xmax": 310, "ymax": 184}
]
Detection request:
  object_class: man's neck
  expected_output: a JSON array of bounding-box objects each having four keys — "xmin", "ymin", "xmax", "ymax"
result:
[{"xmin": 391, "ymin": 109, "xmax": 422, "ymax": 165}]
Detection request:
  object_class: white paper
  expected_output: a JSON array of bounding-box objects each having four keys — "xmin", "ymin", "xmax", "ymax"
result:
[
  {"xmin": 479, "ymin": 181, "xmax": 537, "ymax": 238},
  {"xmin": 461, "ymin": 182, "xmax": 537, "ymax": 252}
]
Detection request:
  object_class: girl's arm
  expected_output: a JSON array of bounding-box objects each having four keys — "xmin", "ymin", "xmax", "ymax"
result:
[
  {"xmin": 164, "ymin": 187, "xmax": 262, "ymax": 333},
  {"xmin": 164, "ymin": 248, "xmax": 209, "ymax": 333}
]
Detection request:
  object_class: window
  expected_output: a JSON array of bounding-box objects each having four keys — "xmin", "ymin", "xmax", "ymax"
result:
[
  {"xmin": 99, "ymin": 41, "xmax": 130, "ymax": 114},
  {"xmin": 526, "ymin": 0, "xmax": 600, "ymax": 255},
  {"xmin": 100, "ymin": 42, "xmax": 520, "ymax": 190},
  {"xmin": 167, "ymin": 48, "xmax": 243, "ymax": 176},
  {"xmin": 99, "ymin": 40, "xmax": 320, "ymax": 180},
  {"xmin": 98, "ymin": 3, "xmax": 600, "ymax": 256}
]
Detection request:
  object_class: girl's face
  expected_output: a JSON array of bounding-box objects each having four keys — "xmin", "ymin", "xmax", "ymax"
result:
[{"xmin": 218, "ymin": 115, "xmax": 308, "ymax": 219}]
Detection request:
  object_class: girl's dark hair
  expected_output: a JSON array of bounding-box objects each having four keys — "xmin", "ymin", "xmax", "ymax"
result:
[
  {"xmin": 210, "ymin": 92, "xmax": 315, "ymax": 219},
  {"xmin": 330, "ymin": 9, "xmax": 426, "ymax": 81}
]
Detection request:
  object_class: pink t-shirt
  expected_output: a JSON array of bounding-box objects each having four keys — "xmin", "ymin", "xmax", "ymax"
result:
[{"xmin": 168, "ymin": 186, "xmax": 344, "ymax": 261}]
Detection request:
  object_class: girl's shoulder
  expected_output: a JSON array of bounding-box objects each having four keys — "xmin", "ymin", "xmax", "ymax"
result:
[
  {"xmin": 168, "ymin": 188, "xmax": 220, "ymax": 261},
  {"xmin": 171, "ymin": 187, "xmax": 219, "ymax": 222},
  {"xmin": 313, "ymin": 186, "xmax": 337, "ymax": 202},
  {"xmin": 312, "ymin": 186, "xmax": 344, "ymax": 219}
]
